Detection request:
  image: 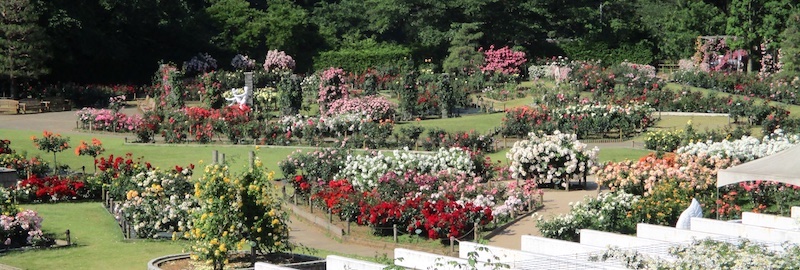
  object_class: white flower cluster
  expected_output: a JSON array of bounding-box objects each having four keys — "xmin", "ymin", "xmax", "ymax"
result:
[
  {"xmin": 537, "ymin": 191, "xmax": 639, "ymax": 240},
  {"xmin": 553, "ymin": 103, "xmax": 654, "ymax": 118},
  {"xmin": 507, "ymin": 131, "xmax": 599, "ymax": 182},
  {"xmin": 279, "ymin": 113, "xmax": 369, "ymax": 136},
  {"xmin": 118, "ymin": 170, "xmax": 196, "ymax": 238},
  {"xmin": 677, "ymin": 129, "xmax": 800, "ymax": 162},
  {"xmin": 336, "ymin": 147, "xmax": 474, "ymax": 190}
]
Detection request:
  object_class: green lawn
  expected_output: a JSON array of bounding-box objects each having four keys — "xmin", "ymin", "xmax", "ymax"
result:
[
  {"xmin": 1, "ymin": 129, "xmax": 303, "ymax": 178},
  {"xmin": 396, "ymin": 113, "xmax": 505, "ymax": 134},
  {"xmin": 0, "ymin": 202, "xmax": 185, "ymax": 270}
]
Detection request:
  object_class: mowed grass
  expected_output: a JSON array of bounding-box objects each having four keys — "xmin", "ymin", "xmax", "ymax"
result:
[
  {"xmin": 396, "ymin": 113, "xmax": 505, "ymax": 134},
  {"xmin": 0, "ymin": 202, "xmax": 186, "ymax": 270},
  {"xmin": 0, "ymin": 129, "xmax": 302, "ymax": 178}
]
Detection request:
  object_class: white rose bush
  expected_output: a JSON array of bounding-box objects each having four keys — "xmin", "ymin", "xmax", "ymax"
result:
[{"xmin": 507, "ymin": 131, "xmax": 599, "ymax": 187}]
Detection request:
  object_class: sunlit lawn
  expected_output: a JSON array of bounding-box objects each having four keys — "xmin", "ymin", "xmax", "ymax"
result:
[{"xmin": 0, "ymin": 202, "xmax": 186, "ymax": 270}]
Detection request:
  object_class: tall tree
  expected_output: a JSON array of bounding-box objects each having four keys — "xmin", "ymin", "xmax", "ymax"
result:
[
  {"xmin": 638, "ymin": 0, "xmax": 725, "ymax": 60},
  {"xmin": 206, "ymin": 0, "xmax": 269, "ymax": 53},
  {"xmin": 726, "ymin": 0, "xmax": 793, "ymax": 71},
  {"xmin": 0, "ymin": 0, "xmax": 50, "ymax": 98},
  {"xmin": 780, "ymin": 11, "xmax": 800, "ymax": 76},
  {"xmin": 442, "ymin": 22, "xmax": 484, "ymax": 76}
]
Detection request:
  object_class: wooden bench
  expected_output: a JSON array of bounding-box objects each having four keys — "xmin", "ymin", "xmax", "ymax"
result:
[
  {"xmin": 18, "ymin": 98, "xmax": 43, "ymax": 114},
  {"xmin": 0, "ymin": 99, "xmax": 19, "ymax": 114},
  {"xmin": 43, "ymin": 97, "xmax": 73, "ymax": 112},
  {"xmin": 137, "ymin": 96, "xmax": 155, "ymax": 113}
]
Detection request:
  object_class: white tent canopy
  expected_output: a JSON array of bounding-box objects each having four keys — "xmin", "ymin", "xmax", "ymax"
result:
[{"xmin": 717, "ymin": 144, "xmax": 800, "ymax": 187}]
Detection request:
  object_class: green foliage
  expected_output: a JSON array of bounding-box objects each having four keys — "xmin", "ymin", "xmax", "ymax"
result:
[
  {"xmin": 278, "ymin": 74, "xmax": 303, "ymax": 115},
  {"xmin": 559, "ymin": 39, "xmax": 655, "ymax": 65},
  {"xmin": 398, "ymin": 71, "xmax": 418, "ymax": 119},
  {"xmin": 0, "ymin": 0, "xmax": 50, "ymax": 98},
  {"xmin": 442, "ymin": 22, "xmax": 484, "ymax": 75},
  {"xmin": 436, "ymin": 73, "xmax": 455, "ymax": 118},
  {"xmin": 637, "ymin": 0, "xmax": 725, "ymax": 60},
  {"xmin": 780, "ymin": 11, "xmax": 800, "ymax": 76},
  {"xmin": 536, "ymin": 192, "xmax": 640, "ymax": 242},
  {"xmin": 313, "ymin": 42, "xmax": 411, "ymax": 72},
  {"xmin": 190, "ymin": 161, "xmax": 289, "ymax": 269},
  {"xmin": 206, "ymin": 0, "xmax": 268, "ymax": 53}
]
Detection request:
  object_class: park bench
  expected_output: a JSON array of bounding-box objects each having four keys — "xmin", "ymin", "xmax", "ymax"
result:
[
  {"xmin": 137, "ymin": 95, "xmax": 155, "ymax": 113},
  {"xmin": 43, "ymin": 97, "xmax": 73, "ymax": 112},
  {"xmin": 0, "ymin": 99, "xmax": 19, "ymax": 114},
  {"xmin": 18, "ymin": 98, "xmax": 44, "ymax": 114}
]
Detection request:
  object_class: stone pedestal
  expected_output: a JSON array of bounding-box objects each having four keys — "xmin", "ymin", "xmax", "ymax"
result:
[{"xmin": 0, "ymin": 168, "xmax": 18, "ymax": 188}]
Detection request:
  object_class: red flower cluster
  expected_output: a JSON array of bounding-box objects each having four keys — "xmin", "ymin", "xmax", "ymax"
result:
[
  {"xmin": 410, "ymin": 197, "xmax": 493, "ymax": 239},
  {"xmin": 0, "ymin": 139, "xmax": 11, "ymax": 154},
  {"xmin": 292, "ymin": 175, "xmax": 311, "ymax": 195},
  {"xmin": 15, "ymin": 175, "xmax": 86, "ymax": 202},
  {"xmin": 96, "ymin": 153, "xmax": 151, "ymax": 177}
]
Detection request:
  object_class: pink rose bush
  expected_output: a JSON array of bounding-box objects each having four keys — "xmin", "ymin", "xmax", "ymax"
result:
[{"xmin": 325, "ymin": 95, "xmax": 397, "ymax": 120}]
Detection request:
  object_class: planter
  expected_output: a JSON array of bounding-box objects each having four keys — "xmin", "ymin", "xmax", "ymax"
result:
[{"xmin": 148, "ymin": 252, "xmax": 323, "ymax": 270}]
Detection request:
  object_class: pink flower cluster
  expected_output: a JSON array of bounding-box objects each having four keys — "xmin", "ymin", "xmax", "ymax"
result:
[
  {"xmin": 263, "ymin": 50, "xmax": 295, "ymax": 72},
  {"xmin": 325, "ymin": 95, "xmax": 397, "ymax": 120},
  {"xmin": 76, "ymin": 108, "xmax": 142, "ymax": 132},
  {"xmin": 480, "ymin": 45, "xmax": 527, "ymax": 75},
  {"xmin": 0, "ymin": 210, "xmax": 44, "ymax": 245},
  {"xmin": 318, "ymin": 67, "xmax": 349, "ymax": 105}
]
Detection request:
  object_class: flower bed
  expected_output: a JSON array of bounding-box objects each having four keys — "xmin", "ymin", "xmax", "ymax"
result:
[
  {"xmin": 13, "ymin": 175, "xmax": 89, "ymax": 203},
  {"xmin": 500, "ymin": 103, "xmax": 654, "ymax": 138},
  {"xmin": 281, "ymin": 147, "xmax": 543, "ymax": 240},
  {"xmin": 0, "ymin": 187, "xmax": 52, "ymax": 249},
  {"xmin": 76, "ymin": 108, "xmax": 143, "ymax": 132}
]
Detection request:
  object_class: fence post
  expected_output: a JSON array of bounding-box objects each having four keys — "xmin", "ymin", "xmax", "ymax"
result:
[
  {"xmin": 212, "ymin": 150, "xmax": 218, "ymax": 164},
  {"xmin": 309, "ymin": 195, "xmax": 313, "ymax": 213},
  {"xmin": 329, "ymin": 208, "xmax": 333, "ymax": 223},
  {"xmin": 450, "ymin": 236, "xmax": 455, "ymax": 252},
  {"xmin": 393, "ymin": 224, "xmax": 398, "ymax": 243},
  {"xmin": 474, "ymin": 223, "xmax": 480, "ymax": 241},
  {"xmin": 346, "ymin": 218, "xmax": 351, "ymax": 235}
]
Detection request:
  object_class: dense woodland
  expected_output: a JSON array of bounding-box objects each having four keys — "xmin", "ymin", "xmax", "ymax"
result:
[{"xmin": 0, "ymin": 0, "xmax": 798, "ymax": 92}]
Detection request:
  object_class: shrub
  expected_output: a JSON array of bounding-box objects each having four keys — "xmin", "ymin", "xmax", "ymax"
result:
[
  {"xmin": 325, "ymin": 95, "xmax": 396, "ymax": 120},
  {"xmin": 263, "ymin": 50, "xmax": 295, "ymax": 73},
  {"xmin": 536, "ymin": 191, "xmax": 640, "ymax": 241},
  {"xmin": 230, "ymin": 54, "xmax": 256, "ymax": 71},
  {"xmin": 313, "ymin": 44, "xmax": 411, "ymax": 72},
  {"xmin": 480, "ymin": 45, "xmax": 527, "ymax": 75},
  {"xmin": 318, "ymin": 67, "xmax": 349, "ymax": 109},
  {"xmin": 120, "ymin": 168, "xmax": 195, "ymax": 238},
  {"xmin": 507, "ymin": 131, "xmax": 599, "ymax": 186},
  {"xmin": 183, "ymin": 53, "xmax": 218, "ymax": 76},
  {"xmin": 189, "ymin": 160, "xmax": 289, "ymax": 269}
]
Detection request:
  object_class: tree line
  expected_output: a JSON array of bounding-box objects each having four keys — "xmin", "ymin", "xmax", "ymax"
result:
[{"xmin": 0, "ymin": 0, "xmax": 798, "ymax": 97}]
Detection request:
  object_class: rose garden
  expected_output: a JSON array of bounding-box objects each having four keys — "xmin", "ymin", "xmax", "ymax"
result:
[{"xmin": 3, "ymin": 2, "xmax": 800, "ymax": 269}]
